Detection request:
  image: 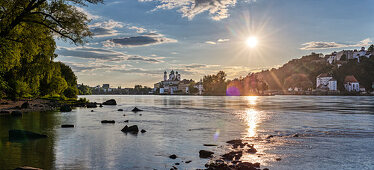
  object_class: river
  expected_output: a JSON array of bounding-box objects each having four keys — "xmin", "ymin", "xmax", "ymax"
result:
[{"xmin": 1, "ymin": 95, "xmax": 374, "ymax": 169}]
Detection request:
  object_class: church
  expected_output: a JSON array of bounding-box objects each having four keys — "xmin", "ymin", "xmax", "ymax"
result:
[{"xmin": 154, "ymin": 70, "xmax": 186, "ymax": 94}]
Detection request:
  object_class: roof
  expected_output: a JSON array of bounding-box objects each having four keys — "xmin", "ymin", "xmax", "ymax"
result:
[
  {"xmin": 344, "ymin": 75, "xmax": 358, "ymax": 83},
  {"xmin": 317, "ymin": 73, "xmax": 332, "ymax": 78}
]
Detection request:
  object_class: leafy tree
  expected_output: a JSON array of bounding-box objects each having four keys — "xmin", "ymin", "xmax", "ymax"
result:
[
  {"xmin": 63, "ymin": 87, "xmax": 79, "ymax": 98},
  {"xmin": 340, "ymin": 54, "xmax": 347, "ymax": 61},
  {"xmin": 368, "ymin": 44, "xmax": 374, "ymax": 52},
  {"xmin": 203, "ymin": 71, "xmax": 227, "ymax": 95},
  {"xmin": 283, "ymin": 74, "xmax": 313, "ymax": 90},
  {"xmin": 78, "ymin": 84, "xmax": 92, "ymax": 95}
]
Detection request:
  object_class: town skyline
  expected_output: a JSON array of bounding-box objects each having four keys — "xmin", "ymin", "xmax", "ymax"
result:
[{"xmin": 54, "ymin": 0, "xmax": 374, "ymax": 87}]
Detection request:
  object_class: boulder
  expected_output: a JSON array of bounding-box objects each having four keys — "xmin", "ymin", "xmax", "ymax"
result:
[
  {"xmin": 61, "ymin": 124, "xmax": 74, "ymax": 128},
  {"xmin": 11, "ymin": 111, "xmax": 22, "ymax": 117},
  {"xmin": 21, "ymin": 102, "xmax": 30, "ymax": 109},
  {"xmin": 99, "ymin": 104, "xmax": 103, "ymax": 107},
  {"xmin": 169, "ymin": 154, "xmax": 177, "ymax": 159},
  {"xmin": 101, "ymin": 120, "xmax": 115, "ymax": 124},
  {"xmin": 185, "ymin": 160, "xmax": 192, "ymax": 164},
  {"xmin": 132, "ymin": 107, "xmax": 143, "ymax": 112},
  {"xmin": 9, "ymin": 130, "xmax": 47, "ymax": 140},
  {"xmin": 117, "ymin": 109, "xmax": 123, "ymax": 111},
  {"xmin": 86, "ymin": 102, "xmax": 97, "ymax": 108},
  {"xmin": 60, "ymin": 105, "xmax": 72, "ymax": 112},
  {"xmin": 91, "ymin": 110, "xmax": 94, "ymax": 112},
  {"xmin": 121, "ymin": 125, "xmax": 139, "ymax": 134},
  {"xmin": 124, "ymin": 120, "xmax": 129, "ymax": 123},
  {"xmin": 203, "ymin": 144, "xmax": 218, "ymax": 146},
  {"xmin": 292, "ymin": 134, "xmax": 299, "ymax": 137},
  {"xmin": 102, "ymin": 99, "xmax": 117, "ymax": 105},
  {"xmin": 199, "ymin": 150, "xmax": 214, "ymax": 158},
  {"xmin": 175, "ymin": 163, "xmax": 180, "ymax": 165},
  {"xmin": 141, "ymin": 129, "xmax": 147, "ymax": 133}
]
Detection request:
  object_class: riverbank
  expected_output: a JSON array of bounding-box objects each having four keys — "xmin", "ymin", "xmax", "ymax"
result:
[{"xmin": 0, "ymin": 99, "xmax": 56, "ymax": 115}]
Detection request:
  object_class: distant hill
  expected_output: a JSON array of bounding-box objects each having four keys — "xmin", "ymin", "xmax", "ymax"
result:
[{"xmin": 256, "ymin": 52, "xmax": 374, "ymax": 91}]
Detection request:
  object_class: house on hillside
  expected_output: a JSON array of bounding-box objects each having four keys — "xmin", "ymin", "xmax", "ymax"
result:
[
  {"xmin": 316, "ymin": 73, "xmax": 337, "ymax": 91},
  {"xmin": 344, "ymin": 75, "xmax": 360, "ymax": 92}
]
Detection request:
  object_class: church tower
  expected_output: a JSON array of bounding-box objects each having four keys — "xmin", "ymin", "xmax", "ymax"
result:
[{"xmin": 164, "ymin": 71, "xmax": 167, "ymax": 81}]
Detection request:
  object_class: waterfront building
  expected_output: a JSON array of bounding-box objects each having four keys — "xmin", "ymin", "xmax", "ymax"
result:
[
  {"xmin": 344, "ymin": 75, "xmax": 360, "ymax": 92},
  {"xmin": 316, "ymin": 73, "xmax": 337, "ymax": 91}
]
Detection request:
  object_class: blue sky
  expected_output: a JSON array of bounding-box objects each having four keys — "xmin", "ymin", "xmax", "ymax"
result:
[{"xmin": 55, "ymin": 0, "xmax": 374, "ymax": 87}]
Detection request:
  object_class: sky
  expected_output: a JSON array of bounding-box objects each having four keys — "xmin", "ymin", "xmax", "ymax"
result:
[{"xmin": 55, "ymin": 0, "xmax": 374, "ymax": 88}]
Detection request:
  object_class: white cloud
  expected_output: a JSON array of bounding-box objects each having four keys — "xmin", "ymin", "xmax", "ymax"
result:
[
  {"xmin": 75, "ymin": 7, "xmax": 101, "ymax": 20},
  {"xmin": 139, "ymin": 0, "xmax": 242, "ymax": 20},
  {"xmin": 205, "ymin": 41, "xmax": 216, "ymax": 45},
  {"xmin": 128, "ymin": 26, "xmax": 147, "ymax": 33},
  {"xmin": 205, "ymin": 38, "xmax": 230, "ymax": 45},
  {"xmin": 89, "ymin": 20, "xmax": 124, "ymax": 37},
  {"xmin": 300, "ymin": 38, "xmax": 372, "ymax": 50}
]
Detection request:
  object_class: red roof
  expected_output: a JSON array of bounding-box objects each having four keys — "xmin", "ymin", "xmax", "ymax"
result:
[{"xmin": 344, "ymin": 75, "xmax": 358, "ymax": 83}]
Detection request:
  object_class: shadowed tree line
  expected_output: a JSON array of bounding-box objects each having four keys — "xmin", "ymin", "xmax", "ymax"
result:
[{"xmin": 0, "ymin": 0, "xmax": 103, "ymax": 99}]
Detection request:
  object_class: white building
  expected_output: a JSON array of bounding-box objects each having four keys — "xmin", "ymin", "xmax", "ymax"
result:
[
  {"xmin": 316, "ymin": 73, "xmax": 337, "ymax": 91},
  {"xmin": 344, "ymin": 75, "xmax": 360, "ymax": 92}
]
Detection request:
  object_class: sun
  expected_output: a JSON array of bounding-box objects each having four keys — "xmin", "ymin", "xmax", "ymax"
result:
[{"xmin": 246, "ymin": 36, "xmax": 258, "ymax": 48}]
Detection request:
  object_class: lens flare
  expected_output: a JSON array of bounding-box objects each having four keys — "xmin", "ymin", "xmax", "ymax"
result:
[{"xmin": 213, "ymin": 129, "xmax": 220, "ymax": 140}]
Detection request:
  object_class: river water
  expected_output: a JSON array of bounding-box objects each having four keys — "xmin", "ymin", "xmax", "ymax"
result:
[{"xmin": 1, "ymin": 95, "xmax": 374, "ymax": 169}]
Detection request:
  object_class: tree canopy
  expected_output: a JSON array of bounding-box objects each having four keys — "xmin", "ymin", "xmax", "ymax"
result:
[{"xmin": 0, "ymin": 0, "xmax": 102, "ymax": 99}]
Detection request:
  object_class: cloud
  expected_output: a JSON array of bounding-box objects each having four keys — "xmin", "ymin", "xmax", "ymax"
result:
[
  {"xmin": 139, "ymin": 0, "xmax": 243, "ymax": 20},
  {"xmin": 62, "ymin": 61, "xmax": 114, "ymax": 72},
  {"xmin": 128, "ymin": 26, "xmax": 147, "ymax": 33},
  {"xmin": 127, "ymin": 56, "xmax": 163, "ymax": 63},
  {"xmin": 56, "ymin": 47, "xmax": 163, "ymax": 63},
  {"xmin": 89, "ymin": 20, "xmax": 124, "ymax": 37},
  {"xmin": 205, "ymin": 38, "xmax": 230, "ymax": 45},
  {"xmin": 75, "ymin": 7, "xmax": 101, "ymax": 20},
  {"xmin": 103, "ymin": 33, "xmax": 177, "ymax": 47},
  {"xmin": 184, "ymin": 64, "xmax": 207, "ymax": 68},
  {"xmin": 300, "ymin": 38, "xmax": 372, "ymax": 50},
  {"xmin": 205, "ymin": 41, "xmax": 216, "ymax": 45}
]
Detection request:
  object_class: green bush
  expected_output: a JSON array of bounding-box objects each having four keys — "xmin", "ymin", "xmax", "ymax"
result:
[{"xmin": 63, "ymin": 86, "xmax": 79, "ymax": 99}]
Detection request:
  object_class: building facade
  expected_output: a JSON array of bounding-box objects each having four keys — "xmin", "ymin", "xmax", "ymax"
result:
[
  {"xmin": 316, "ymin": 73, "xmax": 337, "ymax": 91},
  {"xmin": 344, "ymin": 75, "xmax": 360, "ymax": 92}
]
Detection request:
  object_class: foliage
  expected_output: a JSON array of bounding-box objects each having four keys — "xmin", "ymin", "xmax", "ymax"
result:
[
  {"xmin": 368, "ymin": 44, "xmax": 374, "ymax": 52},
  {"xmin": 227, "ymin": 73, "xmax": 268, "ymax": 96},
  {"xmin": 0, "ymin": 0, "xmax": 101, "ymax": 99},
  {"xmin": 78, "ymin": 84, "xmax": 92, "ymax": 95},
  {"xmin": 63, "ymin": 86, "xmax": 79, "ymax": 99},
  {"xmin": 256, "ymin": 53, "xmax": 333, "ymax": 90},
  {"xmin": 283, "ymin": 74, "xmax": 313, "ymax": 90},
  {"xmin": 203, "ymin": 71, "xmax": 227, "ymax": 95},
  {"xmin": 188, "ymin": 82, "xmax": 199, "ymax": 94}
]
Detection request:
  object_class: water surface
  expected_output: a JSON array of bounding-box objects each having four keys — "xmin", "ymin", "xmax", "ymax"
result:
[{"xmin": 1, "ymin": 95, "xmax": 374, "ymax": 169}]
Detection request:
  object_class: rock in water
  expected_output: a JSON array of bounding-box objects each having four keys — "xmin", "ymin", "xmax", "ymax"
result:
[
  {"xmin": 60, "ymin": 105, "xmax": 72, "ymax": 112},
  {"xmin": 169, "ymin": 154, "xmax": 177, "ymax": 159},
  {"xmin": 21, "ymin": 102, "xmax": 30, "ymax": 109},
  {"xmin": 117, "ymin": 109, "xmax": 123, "ymax": 111},
  {"xmin": 132, "ymin": 107, "xmax": 143, "ymax": 112},
  {"xmin": 141, "ymin": 129, "xmax": 147, "ymax": 133},
  {"xmin": 11, "ymin": 111, "xmax": 22, "ymax": 117},
  {"xmin": 121, "ymin": 125, "xmax": 139, "ymax": 134},
  {"xmin": 99, "ymin": 104, "xmax": 103, "ymax": 107},
  {"xmin": 61, "ymin": 124, "xmax": 74, "ymax": 128},
  {"xmin": 199, "ymin": 150, "xmax": 214, "ymax": 158},
  {"xmin": 101, "ymin": 120, "xmax": 115, "ymax": 124},
  {"xmin": 86, "ymin": 103, "xmax": 97, "ymax": 108},
  {"xmin": 9, "ymin": 130, "xmax": 47, "ymax": 140},
  {"xmin": 102, "ymin": 99, "xmax": 117, "ymax": 105}
]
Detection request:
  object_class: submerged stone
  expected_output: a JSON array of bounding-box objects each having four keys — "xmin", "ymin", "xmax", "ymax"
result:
[
  {"xmin": 9, "ymin": 130, "xmax": 47, "ymax": 140},
  {"xmin": 121, "ymin": 125, "xmax": 139, "ymax": 133},
  {"xmin": 61, "ymin": 124, "xmax": 74, "ymax": 128},
  {"xmin": 132, "ymin": 107, "xmax": 143, "ymax": 112},
  {"xmin": 103, "ymin": 99, "xmax": 117, "ymax": 105},
  {"xmin": 199, "ymin": 150, "xmax": 214, "ymax": 158},
  {"xmin": 101, "ymin": 120, "xmax": 115, "ymax": 124}
]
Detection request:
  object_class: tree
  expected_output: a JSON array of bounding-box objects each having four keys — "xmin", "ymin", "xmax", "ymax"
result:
[
  {"xmin": 340, "ymin": 54, "xmax": 347, "ymax": 61},
  {"xmin": 63, "ymin": 86, "xmax": 78, "ymax": 98},
  {"xmin": 368, "ymin": 44, "xmax": 374, "ymax": 52},
  {"xmin": 203, "ymin": 71, "xmax": 227, "ymax": 95},
  {"xmin": 0, "ymin": 0, "xmax": 103, "ymax": 44}
]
